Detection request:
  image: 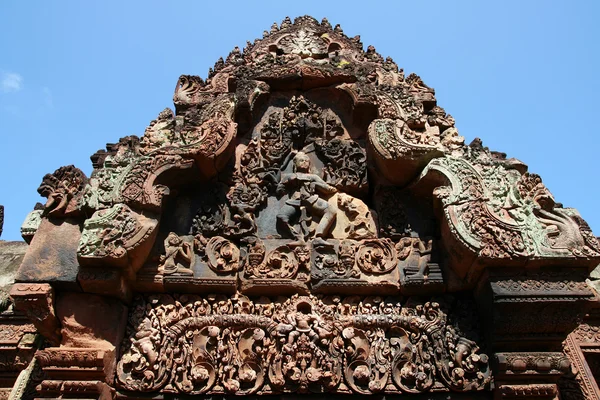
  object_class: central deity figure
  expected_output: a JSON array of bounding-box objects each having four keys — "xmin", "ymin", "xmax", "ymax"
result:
[{"xmin": 276, "ymin": 151, "xmax": 337, "ymax": 243}]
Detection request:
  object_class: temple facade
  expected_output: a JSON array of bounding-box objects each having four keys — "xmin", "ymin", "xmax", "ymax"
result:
[{"xmin": 2, "ymin": 16, "xmax": 600, "ymax": 400}]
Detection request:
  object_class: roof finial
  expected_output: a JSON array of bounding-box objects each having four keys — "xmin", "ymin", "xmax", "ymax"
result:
[{"xmin": 280, "ymin": 16, "xmax": 292, "ymax": 29}]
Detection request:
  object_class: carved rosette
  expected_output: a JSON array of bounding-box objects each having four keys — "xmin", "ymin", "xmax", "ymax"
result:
[
  {"xmin": 116, "ymin": 294, "xmax": 491, "ymax": 395},
  {"xmin": 206, "ymin": 236, "xmax": 239, "ymax": 273},
  {"xmin": 355, "ymin": 238, "xmax": 397, "ymax": 274}
]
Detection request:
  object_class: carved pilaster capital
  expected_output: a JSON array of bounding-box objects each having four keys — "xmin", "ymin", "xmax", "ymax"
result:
[
  {"xmin": 9, "ymin": 283, "xmax": 61, "ymax": 346},
  {"xmin": 36, "ymin": 347, "xmax": 115, "ymax": 385}
]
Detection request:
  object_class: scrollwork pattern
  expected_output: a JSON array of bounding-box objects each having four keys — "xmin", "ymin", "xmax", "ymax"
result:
[{"xmin": 116, "ymin": 294, "xmax": 491, "ymax": 395}]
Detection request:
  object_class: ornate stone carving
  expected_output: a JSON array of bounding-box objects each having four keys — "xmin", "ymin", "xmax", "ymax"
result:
[
  {"xmin": 9, "ymin": 15, "xmax": 600, "ymax": 399},
  {"xmin": 500, "ymin": 384, "xmax": 559, "ymax": 399},
  {"xmin": 20, "ymin": 203, "xmax": 44, "ymax": 243},
  {"xmin": 116, "ymin": 294, "xmax": 490, "ymax": 395},
  {"xmin": 355, "ymin": 238, "xmax": 397, "ymax": 274},
  {"xmin": 120, "ymin": 155, "xmax": 194, "ymax": 211},
  {"xmin": 397, "ymin": 236, "xmax": 444, "ymax": 293},
  {"xmin": 276, "ymin": 151, "xmax": 338, "ymax": 243},
  {"xmin": 314, "ymin": 138, "xmax": 367, "ymax": 196},
  {"xmin": 159, "ymin": 233, "xmax": 194, "ymax": 275},
  {"xmin": 561, "ymin": 331, "xmax": 598, "ymax": 400},
  {"xmin": 419, "ymin": 154, "xmax": 600, "ymax": 281},
  {"xmin": 496, "ymin": 352, "xmax": 571, "ymax": 376},
  {"xmin": 310, "ymin": 238, "xmax": 400, "ymax": 295},
  {"xmin": 37, "ymin": 165, "xmax": 87, "ymax": 217},
  {"xmin": 204, "ymin": 236, "xmax": 239, "ymax": 274},
  {"xmin": 240, "ymin": 239, "xmax": 310, "ymax": 295},
  {"xmin": 77, "ymin": 203, "xmax": 158, "ymax": 271},
  {"xmin": 9, "ymin": 284, "xmax": 61, "ymax": 346},
  {"xmin": 336, "ymin": 193, "xmax": 376, "ymax": 240}
]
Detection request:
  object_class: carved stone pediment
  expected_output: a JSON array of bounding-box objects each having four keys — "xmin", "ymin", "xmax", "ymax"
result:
[{"xmin": 9, "ymin": 15, "xmax": 599, "ymax": 400}]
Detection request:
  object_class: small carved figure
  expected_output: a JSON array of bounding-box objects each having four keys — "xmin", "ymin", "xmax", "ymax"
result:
[
  {"xmin": 159, "ymin": 233, "xmax": 194, "ymax": 275},
  {"xmin": 410, "ymin": 237, "xmax": 433, "ymax": 279},
  {"xmin": 397, "ymin": 237, "xmax": 443, "ymax": 289},
  {"xmin": 276, "ymin": 151, "xmax": 337, "ymax": 243},
  {"xmin": 338, "ymin": 194, "xmax": 375, "ymax": 240}
]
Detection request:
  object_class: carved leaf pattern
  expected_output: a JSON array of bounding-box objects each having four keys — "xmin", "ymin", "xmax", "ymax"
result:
[{"xmin": 116, "ymin": 295, "xmax": 491, "ymax": 394}]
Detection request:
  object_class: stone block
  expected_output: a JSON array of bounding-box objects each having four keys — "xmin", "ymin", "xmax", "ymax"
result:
[{"xmin": 15, "ymin": 218, "xmax": 82, "ymax": 291}]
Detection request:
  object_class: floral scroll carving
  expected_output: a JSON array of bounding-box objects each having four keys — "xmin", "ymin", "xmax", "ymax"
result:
[
  {"xmin": 205, "ymin": 236, "xmax": 240, "ymax": 274},
  {"xmin": 415, "ymin": 152, "xmax": 600, "ymax": 281},
  {"xmin": 116, "ymin": 294, "xmax": 491, "ymax": 395},
  {"xmin": 355, "ymin": 238, "xmax": 397, "ymax": 274}
]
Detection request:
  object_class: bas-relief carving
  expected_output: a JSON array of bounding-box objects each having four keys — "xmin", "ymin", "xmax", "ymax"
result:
[
  {"xmin": 10, "ymin": 15, "xmax": 600, "ymax": 399},
  {"xmin": 18, "ymin": 15, "xmax": 598, "ymax": 296},
  {"xmin": 116, "ymin": 294, "xmax": 490, "ymax": 395}
]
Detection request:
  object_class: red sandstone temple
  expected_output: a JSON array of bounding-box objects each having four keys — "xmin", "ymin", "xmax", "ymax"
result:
[{"xmin": 1, "ymin": 16, "xmax": 599, "ymax": 400}]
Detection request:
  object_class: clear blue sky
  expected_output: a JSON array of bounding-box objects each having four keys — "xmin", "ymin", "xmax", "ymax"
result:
[{"xmin": 1, "ymin": 1, "xmax": 599, "ymax": 241}]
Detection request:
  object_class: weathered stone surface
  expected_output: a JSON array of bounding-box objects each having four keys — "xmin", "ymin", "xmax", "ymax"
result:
[
  {"xmin": 9, "ymin": 283, "xmax": 61, "ymax": 346},
  {"xmin": 55, "ymin": 292, "xmax": 127, "ymax": 350},
  {"xmin": 15, "ymin": 218, "xmax": 81, "ymax": 291},
  {"xmin": 0, "ymin": 241, "xmax": 28, "ymax": 306},
  {"xmin": 20, "ymin": 205, "xmax": 43, "ymax": 244},
  {"xmin": 476, "ymin": 268, "xmax": 596, "ymax": 352},
  {"xmin": 0, "ymin": 241, "xmax": 40, "ymax": 400}
]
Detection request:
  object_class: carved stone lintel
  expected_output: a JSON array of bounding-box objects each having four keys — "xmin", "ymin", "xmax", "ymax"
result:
[
  {"xmin": 115, "ymin": 294, "xmax": 491, "ymax": 395},
  {"xmin": 37, "ymin": 379, "xmax": 115, "ymax": 400},
  {"xmin": 9, "ymin": 284, "xmax": 61, "ymax": 346}
]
